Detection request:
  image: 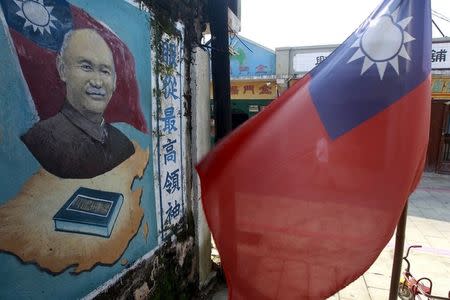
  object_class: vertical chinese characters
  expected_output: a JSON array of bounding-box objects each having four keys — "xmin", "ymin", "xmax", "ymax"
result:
[{"xmin": 153, "ymin": 33, "xmax": 185, "ymax": 240}]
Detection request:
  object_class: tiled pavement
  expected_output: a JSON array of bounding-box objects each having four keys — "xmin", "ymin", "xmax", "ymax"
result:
[
  {"xmin": 328, "ymin": 172, "xmax": 450, "ymax": 300},
  {"xmin": 211, "ymin": 172, "xmax": 450, "ymax": 300}
]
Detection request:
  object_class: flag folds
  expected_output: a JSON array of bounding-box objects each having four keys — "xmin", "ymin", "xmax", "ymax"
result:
[
  {"xmin": 0, "ymin": 0, "xmax": 147, "ymax": 132},
  {"xmin": 197, "ymin": 0, "xmax": 431, "ymax": 299}
]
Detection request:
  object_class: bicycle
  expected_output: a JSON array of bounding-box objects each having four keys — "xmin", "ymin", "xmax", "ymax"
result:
[{"xmin": 398, "ymin": 245, "xmax": 450, "ymax": 300}]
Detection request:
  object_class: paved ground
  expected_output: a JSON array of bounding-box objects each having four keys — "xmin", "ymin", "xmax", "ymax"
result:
[{"xmin": 211, "ymin": 172, "xmax": 450, "ymax": 300}]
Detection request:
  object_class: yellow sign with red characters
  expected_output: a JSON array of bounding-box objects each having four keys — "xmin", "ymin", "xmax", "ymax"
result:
[
  {"xmin": 211, "ymin": 80, "xmax": 277, "ymax": 100},
  {"xmin": 432, "ymin": 77, "xmax": 450, "ymax": 99}
]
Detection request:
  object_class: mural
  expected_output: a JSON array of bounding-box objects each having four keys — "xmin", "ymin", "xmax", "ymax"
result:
[
  {"xmin": 0, "ymin": 0, "xmax": 182, "ymax": 298},
  {"xmin": 229, "ymin": 35, "xmax": 275, "ymax": 78}
]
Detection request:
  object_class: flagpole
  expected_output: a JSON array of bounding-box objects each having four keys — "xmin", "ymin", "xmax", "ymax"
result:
[
  {"xmin": 208, "ymin": 0, "xmax": 232, "ymax": 142},
  {"xmin": 208, "ymin": 0, "xmax": 235, "ymax": 288},
  {"xmin": 388, "ymin": 201, "xmax": 408, "ymax": 300}
]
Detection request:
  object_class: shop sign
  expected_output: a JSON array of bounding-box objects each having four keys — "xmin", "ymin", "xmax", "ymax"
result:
[
  {"xmin": 211, "ymin": 80, "xmax": 277, "ymax": 100},
  {"xmin": 230, "ymin": 81, "xmax": 277, "ymax": 99},
  {"xmin": 293, "ymin": 52, "xmax": 331, "ymax": 73},
  {"xmin": 248, "ymin": 105, "xmax": 259, "ymax": 113},
  {"xmin": 432, "ymin": 77, "xmax": 450, "ymax": 99},
  {"xmin": 291, "ymin": 42, "xmax": 449, "ymax": 73},
  {"xmin": 432, "ymin": 42, "xmax": 450, "ymax": 69}
]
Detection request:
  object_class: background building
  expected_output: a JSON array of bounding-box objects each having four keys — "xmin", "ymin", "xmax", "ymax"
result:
[
  {"xmin": 216, "ymin": 35, "xmax": 450, "ymax": 174},
  {"xmin": 275, "ymin": 37, "xmax": 450, "ymax": 174},
  {"xmin": 210, "ymin": 35, "xmax": 276, "ymax": 133}
]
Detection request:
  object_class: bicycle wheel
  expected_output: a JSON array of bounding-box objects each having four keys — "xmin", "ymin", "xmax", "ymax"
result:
[{"xmin": 398, "ymin": 283, "xmax": 414, "ymax": 300}]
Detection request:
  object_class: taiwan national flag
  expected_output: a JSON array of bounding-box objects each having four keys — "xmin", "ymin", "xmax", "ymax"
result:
[
  {"xmin": 197, "ymin": 0, "xmax": 431, "ymax": 299},
  {"xmin": 0, "ymin": 0, "xmax": 147, "ymax": 132}
]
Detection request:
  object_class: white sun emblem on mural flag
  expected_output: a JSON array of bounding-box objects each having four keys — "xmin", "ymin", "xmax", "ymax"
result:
[
  {"xmin": 14, "ymin": 0, "xmax": 58, "ymax": 34},
  {"xmin": 347, "ymin": 8, "xmax": 415, "ymax": 80}
]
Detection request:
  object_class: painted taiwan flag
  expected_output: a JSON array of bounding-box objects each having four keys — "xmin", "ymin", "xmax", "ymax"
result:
[
  {"xmin": 0, "ymin": 0, "xmax": 147, "ymax": 132},
  {"xmin": 197, "ymin": 0, "xmax": 431, "ymax": 299}
]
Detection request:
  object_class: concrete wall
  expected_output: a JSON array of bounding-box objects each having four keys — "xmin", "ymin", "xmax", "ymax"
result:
[
  {"xmin": 0, "ymin": 0, "xmax": 200, "ymax": 298},
  {"xmin": 190, "ymin": 47, "xmax": 213, "ymax": 286}
]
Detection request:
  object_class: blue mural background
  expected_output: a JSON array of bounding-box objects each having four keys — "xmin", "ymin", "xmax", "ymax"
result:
[
  {"xmin": 229, "ymin": 35, "xmax": 276, "ymax": 78},
  {"xmin": 0, "ymin": 1, "xmax": 157, "ymax": 298}
]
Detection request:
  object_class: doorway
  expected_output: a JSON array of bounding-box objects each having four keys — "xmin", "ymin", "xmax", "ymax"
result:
[
  {"xmin": 231, "ymin": 108, "xmax": 249, "ymax": 130},
  {"xmin": 426, "ymin": 101, "xmax": 446, "ymax": 172},
  {"xmin": 437, "ymin": 103, "xmax": 450, "ymax": 174}
]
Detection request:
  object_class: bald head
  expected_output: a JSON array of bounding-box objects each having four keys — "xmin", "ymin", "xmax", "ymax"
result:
[{"xmin": 57, "ymin": 29, "xmax": 117, "ymax": 119}]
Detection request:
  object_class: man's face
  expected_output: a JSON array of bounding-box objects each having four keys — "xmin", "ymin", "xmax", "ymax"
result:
[{"xmin": 58, "ymin": 29, "xmax": 116, "ymax": 115}]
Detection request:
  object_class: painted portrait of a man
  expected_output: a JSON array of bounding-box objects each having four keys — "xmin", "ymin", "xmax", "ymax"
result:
[
  {"xmin": 21, "ymin": 29, "xmax": 135, "ymax": 178},
  {"xmin": 0, "ymin": 0, "xmax": 156, "ymax": 288}
]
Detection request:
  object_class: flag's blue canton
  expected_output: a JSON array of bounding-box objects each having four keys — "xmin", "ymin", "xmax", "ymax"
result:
[
  {"xmin": 309, "ymin": 0, "xmax": 431, "ymax": 140},
  {"xmin": 0, "ymin": 0, "xmax": 72, "ymax": 52}
]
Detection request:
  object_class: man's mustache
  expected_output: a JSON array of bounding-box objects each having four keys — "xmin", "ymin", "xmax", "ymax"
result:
[{"xmin": 86, "ymin": 86, "xmax": 106, "ymax": 96}]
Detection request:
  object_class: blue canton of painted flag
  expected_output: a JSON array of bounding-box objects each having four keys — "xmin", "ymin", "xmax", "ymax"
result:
[
  {"xmin": 0, "ymin": 0, "xmax": 72, "ymax": 51},
  {"xmin": 309, "ymin": 0, "xmax": 431, "ymax": 139}
]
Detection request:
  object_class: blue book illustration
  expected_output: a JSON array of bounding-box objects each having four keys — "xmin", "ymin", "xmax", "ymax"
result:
[{"xmin": 53, "ymin": 187, "xmax": 123, "ymax": 238}]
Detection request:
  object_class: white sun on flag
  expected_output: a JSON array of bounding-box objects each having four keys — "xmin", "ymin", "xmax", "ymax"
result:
[
  {"xmin": 14, "ymin": 0, "xmax": 58, "ymax": 35},
  {"xmin": 347, "ymin": 8, "xmax": 415, "ymax": 80}
]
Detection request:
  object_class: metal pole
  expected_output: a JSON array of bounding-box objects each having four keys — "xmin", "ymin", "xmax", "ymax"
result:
[
  {"xmin": 388, "ymin": 201, "xmax": 408, "ymax": 300},
  {"xmin": 208, "ymin": 0, "xmax": 232, "ymax": 142},
  {"xmin": 208, "ymin": 1, "xmax": 236, "ymax": 283}
]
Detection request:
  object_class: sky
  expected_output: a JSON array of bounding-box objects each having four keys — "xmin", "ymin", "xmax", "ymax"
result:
[{"xmin": 239, "ymin": 0, "xmax": 450, "ymax": 50}]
